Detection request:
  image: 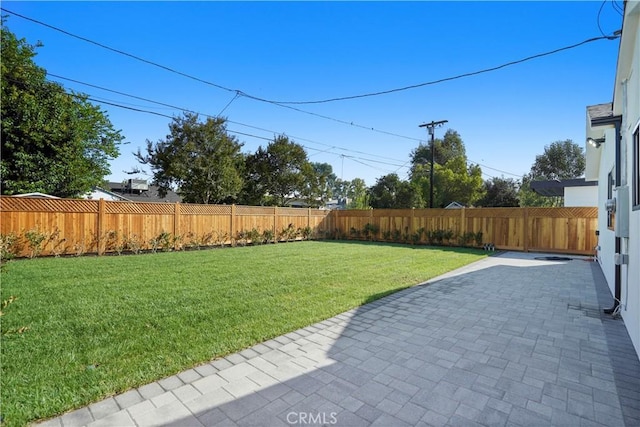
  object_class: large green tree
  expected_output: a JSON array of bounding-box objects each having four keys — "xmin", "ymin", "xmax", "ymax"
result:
[
  {"xmin": 1, "ymin": 21, "xmax": 123, "ymax": 197},
  {"xmin": 241, "ymin": 135, "xmax": 309, "ymax": 206},
  {"xmin": 369, "ymin": 173, "xmax": 420, "ymax": 209},
  {"xmin": 529, "ymin": 139, "xmax": 585, "ymax": 180},
  {"xmin": 476, "ymin": 177, "xmax": 520, "ymax": 207},
  {"xmin": 519, "ymin": 139, "xmax": 585, "ymax": 207},
  {"xmin": 300, "ymin": 162, "xmax": 336, "ymax": 207},
  {"xmin": 409, "ymin": 129, "xmax": 484, "ymax": 207},
  {"xmin": 135, "ymin": 113, "xmax": 244, "ymax": 204}
]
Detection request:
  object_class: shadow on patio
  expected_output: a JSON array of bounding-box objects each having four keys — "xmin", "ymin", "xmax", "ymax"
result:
[{"xmin": 55, "ymin": 252, "xmax": 640, "ymax": 427}]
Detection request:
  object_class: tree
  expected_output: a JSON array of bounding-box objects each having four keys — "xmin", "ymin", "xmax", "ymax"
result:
[
  {"xmin": 409, "ymin": 130, "xmax": 484, "ymax": 207},
  {"xmin": 476, "ymin": 177, "xmax": 520, "ymax": 207},
  {"xmin": 369, "ymin": 173, "xmax": 420, "ymax": 209},
  {"xmin": 1, "ymin": 20, "xmax": 123, "ymax": 197},
  {"xmin": 431, "ymin": 158, "xmax": 484, "ymax": 207},
  {"xmin": 410, "ymin": 129, "xmax": 466, "ymax": 178},
  {"xmin": 530, "ymin": 139, "xmax": 585, "ymax": 180},
  {"xmin": 134, "ymin": 113, "xmax": 244, "ymax": 204},
  {"xmin": 241, "ymin": 135, "xmax": 309, "ymax": 206},
  {"xmin": 346, "ymin": 178, "xmax": 370, "ymax": 209},
  {"xmin": 300, "ymin": 162, "xmax": 335, "ymax": 207},
  {"xmin": 519, "ymin": 139, "xmax": 585, "ymax": 207}
]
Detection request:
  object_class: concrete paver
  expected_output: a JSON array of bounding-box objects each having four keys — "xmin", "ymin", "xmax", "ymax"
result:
[{"xmin": 37, "ymin": 252, "xmax": 640, "ymax": 426}]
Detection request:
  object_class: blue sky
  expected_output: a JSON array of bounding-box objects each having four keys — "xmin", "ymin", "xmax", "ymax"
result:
[{"xmin": 2, "ymin": 1, "xmax": 624, "ymax": 187}]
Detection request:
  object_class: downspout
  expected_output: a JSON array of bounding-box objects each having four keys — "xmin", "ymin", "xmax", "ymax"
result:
[{"xmin": 604, "ymin": 117, "xmax": 622, "ymax": 315}]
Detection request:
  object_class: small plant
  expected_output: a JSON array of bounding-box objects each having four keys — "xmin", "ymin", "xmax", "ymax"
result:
[
  {"xmin": 474, "ymin": 231, "xmax": 484, "ymax": 247},
  {"xmin": 280, "ymin": 224, "xmax": 296, "ymax": 242},
  {"xmin": 125, "ymin": 234, "xmax": 144, "ymax": 254},
  {"xmin": 434, "ymin": 229, "xmax": 445, "ymax": 245},
  {"xmin": 247, "ymin": 228, "xmax": 262, "ymax": 245},
  {"xmin": 24, "ymin": 228, "xmax": 48, "ymax": 259},
  {"xmin": 184, "ymin": 231, "xmax": 199, "ymax": 250},
  {"xmin": 236, "ymin": 230, "xmax": 249, "ymax": 247},
  {"xmin": 349, "ymin": 227, "xmax": 361, "ymax": 239},
  {"xmin": 382, "ymin": 230, "xmax": 392, "ymax": 241},
  {"xmin": 47, "ymin": 228, "xmax": 67, "ymax": 257},
  {"xmin": 458, "ymin": 232, "xmax": 475, "ymax": 247},
  {"xmin": 301, "ymin": 226, "xmax": 312, "ymax": 240},
  {"xmin": 362, "ymin": 223, "xmax": 380, "ymax": 241},
  {"xmin": 149, "ymin": 231, "xmax": 173, "ymax": 253},
  {"xmin": 262, "ymin": 228, "xmax": 275, "ymax": 244},
  {"xmin": 443, "ymin": 230, "xmax": 456, "ymax": 246},
  {"xmin": 392, "ymin": 229, "xmax": 402, "ymax": 242},
  {"xmin": 425, "ymin": 230, "xmax": 435, "ymax": 245},
  {"xmin": 104, "ymin": 230, "xmax": 126, "ymax": 255},
  {"xmin": 1, "ymin": 232, "xmax": 21, "ymax": 262}
]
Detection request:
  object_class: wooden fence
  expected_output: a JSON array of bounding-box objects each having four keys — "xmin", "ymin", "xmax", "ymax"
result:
[
  {"xmin": 0, "ymin": 197, "xmax": 334, "ymax": 257},
  {"xmin": 333, "ymin": 207, "xmax": 599, "ymax": 255},
  {"xmin": 0, "ymin": 197, "xmax": 598, "ymax": 257}
]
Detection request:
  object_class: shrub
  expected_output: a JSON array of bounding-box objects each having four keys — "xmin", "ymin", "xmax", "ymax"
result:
[
  {"xmin": 301, "ymin": 226, "xmax": 312, "ymax": 240},
  {"xmin": 24, "ymin": 228, "xmax": 48, "ymax": 259},
  {"xmin": 262, "ymin": 229, "xmax": 275, "ymax": 244},
  {"xmin": 125, "ymin": 234, "xmax": 144, "ymax": 254},
  {"xmin": 363, "ymin": 223, "xmax": 380, "ymax": 241},
  {"xmin": 0, "ymin": 232, "xmax": 21, "ymax": 262}
]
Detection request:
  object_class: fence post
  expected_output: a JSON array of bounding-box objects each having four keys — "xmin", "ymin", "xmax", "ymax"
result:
[
  {"xmin": 97, "ymin": 198, "xmax": 105, "ymax": 256},
  {"xmin": 308, "ymin": 207, "xmax": 311, "ymax": 229},
  {"xmin": 460, "ymin": 207, "xmax": 466, "ymax": 239},
  {"xmin": 273, "ymin": 206, "xmax": 278, "ymax": 235},
  {"xmin": 174, "ymin": 202, "xmax": 181, "ymax": 250},
  {"xmin": 523, "ymin": 207, "xmax": 529, "ymax": 252},
  {"xmin": 231, "ymin": 204, "xmax": 236, "ymax": 241}
]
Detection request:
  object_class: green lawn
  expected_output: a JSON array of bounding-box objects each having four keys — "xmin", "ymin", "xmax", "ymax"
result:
[{"xmin": 0, "ymin": 241, "xmax": 485, "ymax": 426}]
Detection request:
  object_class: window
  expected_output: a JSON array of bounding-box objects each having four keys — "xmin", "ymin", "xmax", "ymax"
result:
[
  {"xmin": 608, "ymin": 169, "xmax": 615, "ymax": 229},
  {"xmin": 633, "ymin": 126, "xmax": 640, "ymax": 210}
]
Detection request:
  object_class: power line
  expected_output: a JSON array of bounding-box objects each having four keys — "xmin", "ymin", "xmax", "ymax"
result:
[
  {"xmin": 74, "ymin": 76, "xmax": 525, "ymax": 179},
  {"xmin": 272, "ymin": 35, "xmax": 620, "ymax": 105},
  {"xmin": 47, "ymin": 73, "xmax": 412, "ymax": 163},
  {"xmin": 0, "ymin": 7, "xmax": 422, "ymax": 143}
]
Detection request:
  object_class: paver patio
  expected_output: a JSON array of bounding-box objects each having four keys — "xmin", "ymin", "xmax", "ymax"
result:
[{"xmin": 37, "ymin": 251, "xmax": 640, "ymax": 427}]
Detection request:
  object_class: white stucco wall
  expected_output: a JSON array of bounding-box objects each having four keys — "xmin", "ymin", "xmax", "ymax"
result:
[
  {"xmin": 618, "ymin": 1, "xmax": 640, "ymax": 357},
  {"xmin": 620, "ymin": 5, "xmax": 640, "ymax": 356},
  {"xmin": 596, "ymin": 128, "xmax": 616, "ymax": 297},
  {"xmin": 563, "ymin": 186, "xmax": 598, "ymax": 207}
]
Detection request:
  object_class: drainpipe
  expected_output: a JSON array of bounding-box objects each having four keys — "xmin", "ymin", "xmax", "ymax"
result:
[{"xmin": 604, "ymin": 118, "xmax": 622, "ymax": 315}]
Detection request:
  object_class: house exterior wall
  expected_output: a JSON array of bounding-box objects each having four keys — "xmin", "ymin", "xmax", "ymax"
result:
[
  {"xmin": 563, "ymin": 186, "xmax": 598, "ymax": 207},
  {"xmin": 596, "ymin": 127, "xmax": 617, "ymax": 296},
  {"xmin": 620, "ymin": 3, "xmax": 640, "ymax": 356},
  {"xmin": 589, "ymin": 1, "xmax": 640, "ymax": 357}
]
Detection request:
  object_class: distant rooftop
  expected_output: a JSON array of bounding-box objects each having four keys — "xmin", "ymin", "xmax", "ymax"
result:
[
  {"xmin": 587, "ymin": 102, "xmax": 614, "ymax": 123},
  {"xmin": 108, "ymin": 181, "xmax": 182, "ymax": 203},
  {"xmin": 530, "ymin": 178, "xmax": 597, "ymax": 197}
]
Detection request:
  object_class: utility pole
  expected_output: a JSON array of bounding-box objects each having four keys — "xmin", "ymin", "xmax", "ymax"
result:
[{"xmin": 419, "ymin": 120, "xmax": 448, "ymax": 208}]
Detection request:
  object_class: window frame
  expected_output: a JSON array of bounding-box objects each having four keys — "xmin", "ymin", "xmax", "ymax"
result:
[
  {"xmin": 633, "ymin": 124, "xmax": 640, "ymax": 210},
  {"xmin": 608, "ymin": 169, "xmax": 616, "ymax": 229}
]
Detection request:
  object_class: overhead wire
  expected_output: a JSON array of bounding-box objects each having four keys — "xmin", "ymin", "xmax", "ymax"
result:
[
  {"xmin": 1, "ymin": 7, "xmax": 620, "ymax": 139},
  {"xmin": 57, "ymin": 73, "xmax": 522, "ymax": 179},
  {"xmin": 0, "ymin": 7, "xmax": 423, "ymax": 143},
  {"xmin": 46, "ymin": 73, "xmax": 411, "ymax": 164},
  {"xmin": 0, "ymin": 4, "xmax": 559, "ymax": 179}
]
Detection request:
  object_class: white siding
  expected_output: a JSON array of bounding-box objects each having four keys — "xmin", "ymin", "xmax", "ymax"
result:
[{"xmin": 563, "ymin": 186, "xmax": 597, "ymax": 207}]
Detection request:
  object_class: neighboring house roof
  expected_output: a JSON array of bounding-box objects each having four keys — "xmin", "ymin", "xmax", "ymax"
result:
[
  {"xmin": 85, "ymin": 187, "xmax": 129, "ymax": 201},
  {"xmin": 108, "ymin": 182, "xmax": 183, "ymax": 203},
  {"xmin": 587, "ymin": 102, "xmax": 614, "ymax": 125},
  {"xmin": 445, "ymin": 201, "xmax": 465, "ymax": 209},
  {"xmin": 12, "ymin": 192, "xmax": 60, "ymax": 199},
  {"xmin": 530, "ymin": 178, "xmax": 597, "ymax": 197}
]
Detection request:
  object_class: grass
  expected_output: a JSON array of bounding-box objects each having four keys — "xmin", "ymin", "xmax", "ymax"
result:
[{"xmin": 0, "ymin": 241, "xmax": 486, "ymax": 426}]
